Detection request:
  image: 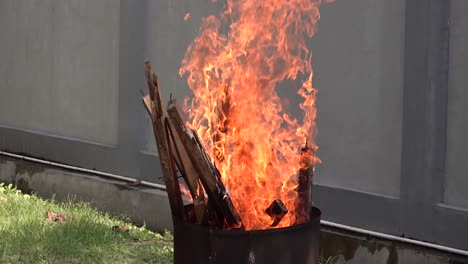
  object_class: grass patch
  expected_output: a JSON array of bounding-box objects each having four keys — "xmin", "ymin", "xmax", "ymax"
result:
[
  {"xmin": 0, "ymin": 183, "xmax": 173, "ymax": 264},
  {"xmin": 320, "ymin": 253, "xmax": 337, "ymax": 264}
]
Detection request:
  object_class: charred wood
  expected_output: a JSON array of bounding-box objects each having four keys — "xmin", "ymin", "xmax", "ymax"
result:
[
  {"xmin": 265, "ymin": 199, "xmax": 288, "ymax": 227},
  {"xmin": 295, "ymin": 141, "xmax": 313, "ymax": 224}
]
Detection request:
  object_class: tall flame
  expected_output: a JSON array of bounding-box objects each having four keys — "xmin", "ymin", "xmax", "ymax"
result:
[{"xmin": 180, "ymin": 0, "xmax": 325, "ymax": 230}]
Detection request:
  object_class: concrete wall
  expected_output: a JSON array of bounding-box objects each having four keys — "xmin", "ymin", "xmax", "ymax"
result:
[
  {"xmin": 312, "ymin": 0, "xmax": 405, "ymax": 197},
  {"xmin": 0, "ymin": 0, "xmax": 467, "ymax": 252},
  {"xmin": 0, "ymin": 0, "xmax": 120, "ymax": 145},
  {"xmin": 445, "ymin": 0, "xmax": 468, "ymax": 209}
]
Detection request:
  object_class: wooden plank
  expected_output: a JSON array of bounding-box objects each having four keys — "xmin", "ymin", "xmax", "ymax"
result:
[
  {"xmin": 167, "ymin": 103, "xmax": 242, "ymax": 228},
  {"xmin": 165, "ymin": 103, "xmax": 208, "ymax": 224},
  {"xmin": 143, "ymin": 60, "xmax": 185, "ymax": 219},
  {"xmin": 166, "ymin": 99, "xmax": 204, "ymax": 198}
]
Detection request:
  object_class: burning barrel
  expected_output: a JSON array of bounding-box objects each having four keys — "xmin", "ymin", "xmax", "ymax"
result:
[
  {"xmin": 143, "ymin": 59, "xmax": 321, "ymax": 264},
  {"xmin": 174, "ymin": 207, "xmax": 321, "ymax": 264},
  {"xmin": 140, "ymin": 0, "xmax": 330, "ymax": 262}
]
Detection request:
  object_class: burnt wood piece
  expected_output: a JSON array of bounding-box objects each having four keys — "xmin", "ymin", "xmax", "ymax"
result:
[
  {"xmin": 166, "ymin": 99, "xmax": 208, "ymax": 224},
  {"xmin": 167, "ymin": 103, "xmax": 242, "ymax": 228},
  {"xmin": 295, "ymin": 141, "xmax": 313, "ymax": 224},
  {"xmin": 143, "ymin": 60, "xmax": 185, "ymax": 219},
  {"xmin": 265, "ymin": 199, "xmax": 288, "ymax": 227}
]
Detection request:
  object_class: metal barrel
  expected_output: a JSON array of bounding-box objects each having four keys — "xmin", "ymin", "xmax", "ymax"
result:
[{"xmin": 174, "ymin": 207, "xmax": 321, "ymax": 264}]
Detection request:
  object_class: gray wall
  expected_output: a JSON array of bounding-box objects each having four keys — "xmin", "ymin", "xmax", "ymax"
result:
[
  {"xmin": 0, "ymin": 0, "xmax": 119, "ymax": 145},
  {"xmin": 445, "ymin": 0, "xmax": 468, "ymax": 209},
  {"xmin": 312, "ymin": 0, "xmax": 405, "ymax": 197},
  {"xmin": 0, "ymin": 0, "xmax": 467, "ymax": 251}
]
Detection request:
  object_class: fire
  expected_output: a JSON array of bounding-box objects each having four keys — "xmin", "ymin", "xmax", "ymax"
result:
[{"xmin": 180, "ymin": 0, "xmax": 325, "ymax": 230}]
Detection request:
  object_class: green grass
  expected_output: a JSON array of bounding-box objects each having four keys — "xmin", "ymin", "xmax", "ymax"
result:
[
  {"xmin": 320, "ymin": 253, "xmax": 337, "ymax": 264},
  {"xmin": 0, "ymin": 183, "xmax": 173, "ymax": 264}
]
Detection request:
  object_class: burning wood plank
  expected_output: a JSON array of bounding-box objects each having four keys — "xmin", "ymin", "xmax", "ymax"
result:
[
  {"xmin": 265, "ymin": 199, "xmax": 288, "ymax": 227},
  {"xmin": 166, "ymin": 98, "xmax": 208, "ymax": 225},
  {"xmin": 295, "ymin": 141, "xmax": 313, "ymax": 224},
  {"xmin": 167, "ymin": 102, "xmax": 242, "ymax": 228},
  {"xmin": 143, "ymin": 60, "xmax": 185, "ymax": 220}
]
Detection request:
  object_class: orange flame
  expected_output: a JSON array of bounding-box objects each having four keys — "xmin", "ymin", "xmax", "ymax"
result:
[{"xmin": 180, "ymin": 0, "xmax": 325, "ymax": 230}]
